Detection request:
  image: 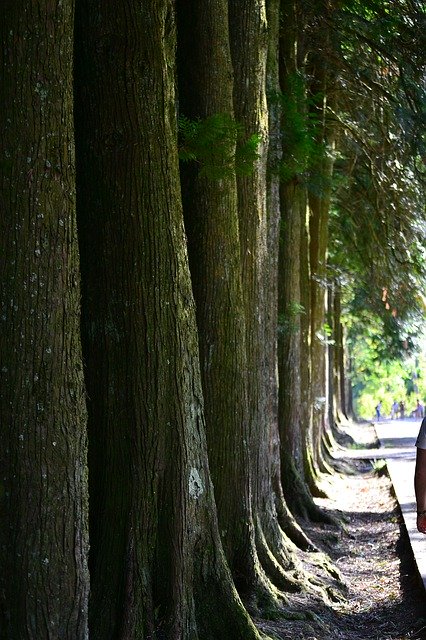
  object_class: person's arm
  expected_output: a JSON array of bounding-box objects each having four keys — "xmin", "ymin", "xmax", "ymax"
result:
[{"xmin": 414, "ymin": 447, "xmax": 426, "ymax": 534}]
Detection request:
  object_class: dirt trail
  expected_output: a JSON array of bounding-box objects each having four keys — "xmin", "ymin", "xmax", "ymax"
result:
[{"xmin": 257, "ymin": 422, "xmax": 426, "ymax": 640}]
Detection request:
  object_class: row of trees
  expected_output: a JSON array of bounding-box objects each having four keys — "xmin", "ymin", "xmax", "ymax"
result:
[{"xmin": 1, "ymin": 0, "xmax": 424, "ymax": 638}]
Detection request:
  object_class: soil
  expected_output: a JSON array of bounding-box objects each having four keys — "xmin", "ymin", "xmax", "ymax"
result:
[{"xmin": 257, "ymin": 421, "xmax": 426, "ymax": 640}]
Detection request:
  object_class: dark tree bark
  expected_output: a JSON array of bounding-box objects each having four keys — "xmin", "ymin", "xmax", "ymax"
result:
[
  {"xmin": 346, "ymin": 353, "xmax": 355, "ymax": 419},
  {"xmin": 279, "ymin": 183, "xmax": 326, "ymax": 522},
  {"xmin": 274, "ymin": 0, "xmax": 342, "ymax": 514},
  {"xmin": 176, "ymin": 0, "xmax": 258, "ymax": 595},
  {"xmin": 305, "ymin": 0, "xmax": 338, "ymax": 484},
  {"xmin": 266, "ymin": 0, "xmax": 313, "ymax": 550},
  {"xmin": 229, "ymin": 0, "xmax": 306, "ymax": 598},
  {"xmin": 75, "ymin": 1, "xmax": 263, "ymax": 638},
  {"xmin": 0, "ymin": 2, "xmax": 90, "ymax": 638},
  {"xmin": 333, "ymin": 284, "xmax": 348, "ymax": 420},
  {"xmin": 277, "ymin": 0, "xmax": 328, "ymax": 525},
  {"xmin": 278, "ymin": 0, "xmax": 304, "ymax": 492}
]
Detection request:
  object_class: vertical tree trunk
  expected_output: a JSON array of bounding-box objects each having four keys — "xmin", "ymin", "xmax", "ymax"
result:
[
  {"xmin": 327, "ymin": 283, "xmax": 335, "ymax": 429},
  {"xmin": 176, "ymin": 0, "xmax": 258, "ymax": 594},
  {"xmin": 229, "ymin": 0, "xmax": 270, "ymax": 530},
  {"xmin": 229, "ymin": 0, "xmax": 305, "ymax": 597},
  {"xmin": 279, "ymin": 185, "xmax": 327, "ymax": 519},
  {"xmin": 266, "ymin": 0, "xmax": 311, "ymax": 550},
  {"xmin": 278, "ymin": 0, "xmax": 304, "ymax": 482},
  {"xmin": 308, "ymin": 179, "xmax": 332, "ymax": 470},
  {"xmin": 264, "ymin": 0, "xmax": 281, "ymax": 473},
  {"xmin": 333, "ymin": 284, "xmax": 348, "ymax": 420},
  {"xmin": 306, "ymin": 1, "xmax": 338, "ymax": 480},
  {"xmin": 277, "ymin": 0, "xmax": 328, "ymax": 522},
  {"xmin": 346, "ymin": 352, "xmax": 355, "ymax": 419},
  {"xmin": 0, "ymin": 2, "xmax": 90, "ymax": 638},
  {"xmin": 279, "ymin": 184, "xmax": 303, "ymax": 463},
  {"xmin": 75, "ymin": 1, "xmax": 262, "ymax": 638}
]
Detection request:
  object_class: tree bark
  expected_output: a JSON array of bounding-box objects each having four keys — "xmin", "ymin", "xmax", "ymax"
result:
[
  {"xmin": 75, "ymin": 1, "xmax": 262, "ymax": 638},
  {"xmin": 306, "ymin": 1, "xmax": 338, "ymax": 482},
  {"xmin": 229, "ymin": 0, "xmax": 304, "ymax": 597},
  {"xmin": 334, "ymin": 284, "xmax": 348, "ymax": 420},
  {"xmin": 266, "ymin": 0, "xmax": 313, "ymax": 550},
  {"xmin": 277, "ymin": 0, "xmax": 330, "ymax": 524},
  {"xmin": 176, "ymin": 0, "xmax": 258, "ymax": 594},
  {"xmin": 0, "ymin": 2, "xmax": 90, "ymax": 638}
]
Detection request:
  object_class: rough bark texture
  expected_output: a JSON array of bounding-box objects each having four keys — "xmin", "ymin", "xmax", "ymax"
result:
[
  {"xmin": 229, "ymin": 0, "xmax": 270, "ymax": 526},
  {"xmin": 279, "ymin": 183, "xmax": 303, "ymax": 464},
  {"xmin": 333, "ymin": 284, "xmax": 348, "ymax": 420},
  {"xmin": 0, "ymin": 2, "xmax": 90, "ymax": 638},
  {"xmin": 275, "ymin": 0, "xmax": 326, "ymax": 526},
  {"xmin": 176, "ymin": 0, "xmax": 257, "ymax": 593},
  {"xmin": 327, "ymin": 283, "xmax": 335, "ymax": 430},
  {"xmin": 75, "ymin": 1, "xmax": 262, "ymax": 638},
  {"xmin": 277, "ymin": 0, "xmax": 304, "ymax": 490},
  {"xmin": 300, "ymin": 174, "xmax": 316, "ymax": 492},
  {"xmin": 306, "ymin": 1, "xmax": 338, "ymax": 484},
  {"xmin": 279, "ymin": 183, "xmax": 325, "ymax": 521},
  {"xmin": 229, "ymin": 0, "xmax": 304, "ymax": 601},
  {"xmin": 266, "ymin": 0, "xmax": 312, "ymax": 551}
]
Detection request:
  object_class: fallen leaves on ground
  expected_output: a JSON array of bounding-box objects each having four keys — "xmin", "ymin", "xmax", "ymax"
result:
[{"xmin": 257, "ymin": 422, "xmax": 426, "ymax": 640}]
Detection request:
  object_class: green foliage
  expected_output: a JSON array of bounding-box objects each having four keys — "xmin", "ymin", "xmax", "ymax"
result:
[
  {"xmin": 348, "ymin": 308, "xmax": 426, "ymax": 419},
  {"xmin": 273, "ymin": 74, "xmax": 325, "ymax": 183},
  {"xmin": 178, "ymin": 113, "xmax": 261, "ymax": 180},
  {"xmin": 322, "ymin": 322, "xmax": 333, "ymax": 338},
  {"xmin": 371, "ymin": 459, "xmax": 387, "ymax": 476},
  {"xmin": 278, "ymin": 302, "xmax": 305, "ymax": 336},
  {"xmin": 328, "ymin": 0, "xmax": 426, "ymax": 312},
  {"xmin": 336, "ymin": 0, "xmax": 426, "ymax": 160}
]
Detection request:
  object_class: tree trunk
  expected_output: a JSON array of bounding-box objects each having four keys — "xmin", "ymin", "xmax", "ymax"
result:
[
  {"xmin": 229, "ymin": 0, "xmax": 304, "ymax": 598},
  {"xmin": 278, "ymin": 0, "xmax": 304, "ymax": 488},
  {"xmin": 306, "ymin": 2, "xmax": 337, "ymax": 481},
  {"xmin": 334, "ymin": 284, "xmax": 348, "ymax": 420},
  {"xmin": 0, "ymin": 2, "xmax": 90, "ymax": 638},
  {"xmin": 327, "ymin": 283, "xmax": 335, "ymax": 429},
  {"xmin": 279, "ymin": 184, "xmax": 327, "ymax": 520},
  {"xmin": 176, "ymin": 0, "xmax": 258, "ymax": 594},
  {"xmin": 75, "ymin": 1, "xmax": 262, "ymax": 638},
  {"xmin": 266, "ymin": 0, "xmax": 313, "ymax": 550},
  {"xmin": 276, "ymin": 0, "xmax": 328, "ymax": 524},
  {"xmin": 308, "ymin": 182, "xmax": 330, "ymax": 470},
  {"xmin": 346, "ymin": 352, "xmax": 355, "ymax": 419}
]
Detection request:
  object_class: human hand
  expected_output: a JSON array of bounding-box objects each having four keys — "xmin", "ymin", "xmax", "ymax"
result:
[{"xmin": 417, "ymin": 513, "xmax": 426, "ymax": 534}]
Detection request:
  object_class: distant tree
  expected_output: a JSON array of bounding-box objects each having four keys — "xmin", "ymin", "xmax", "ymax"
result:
[
  {"xmin": 327, "ymin": 0, "xmax": 426, "ymax": 404},
  {"xmin": 0, "ymin": 1, "xmax": 90, "ymax": 637},
  {"xmin": 277, "ymin": 0, "xmax": 331, "ymax": 522}
]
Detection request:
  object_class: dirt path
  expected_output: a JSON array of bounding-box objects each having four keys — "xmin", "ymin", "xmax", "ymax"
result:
[{"xmin": 258, "ymin": 422, "xmax": 426, "ymax": 640}]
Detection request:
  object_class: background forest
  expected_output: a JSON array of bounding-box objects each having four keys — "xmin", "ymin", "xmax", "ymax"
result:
[{"xmin": 1, "ymin": 0, "xmax": 425, "ymax": 639}]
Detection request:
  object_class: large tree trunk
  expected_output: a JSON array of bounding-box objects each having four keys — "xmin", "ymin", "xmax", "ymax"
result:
[
  {"xmin": 308, "ymin": 176, "xmax": 332, "ymax": 471},
  {"xmin": 75, "ymin": 1, "xmax": 262, "ymax": 638},
  {"xmin": 176, "ymin": 0, "xmax": 258, "ymax": 595},
  {"xmin": 266, "ymin": 0, "xmax": 313, "ymax": 551},
  {"xmin": 276, "ymin": 0, "xmax": 328, "ymax": 526},
  {"xmin": 0, "ymin": 2, "xmax": 90, "ymax": 638},
  {"xmin": 279, "ymin": 185, "xmax": 327, "ymax": 521},
  {"xmin": 229, "ymin": 0, "xmax": 305, "ymax": 599}
]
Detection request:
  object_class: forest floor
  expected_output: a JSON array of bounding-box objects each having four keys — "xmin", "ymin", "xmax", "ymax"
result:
[{"xmin": 256, "ymin": 421, "xmax": 426, "ymax": 640}]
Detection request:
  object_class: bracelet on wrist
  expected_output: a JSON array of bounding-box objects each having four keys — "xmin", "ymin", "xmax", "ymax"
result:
[{"xmin": 417, "ymin": 509, "xmax": 426, "ymax": 516}]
